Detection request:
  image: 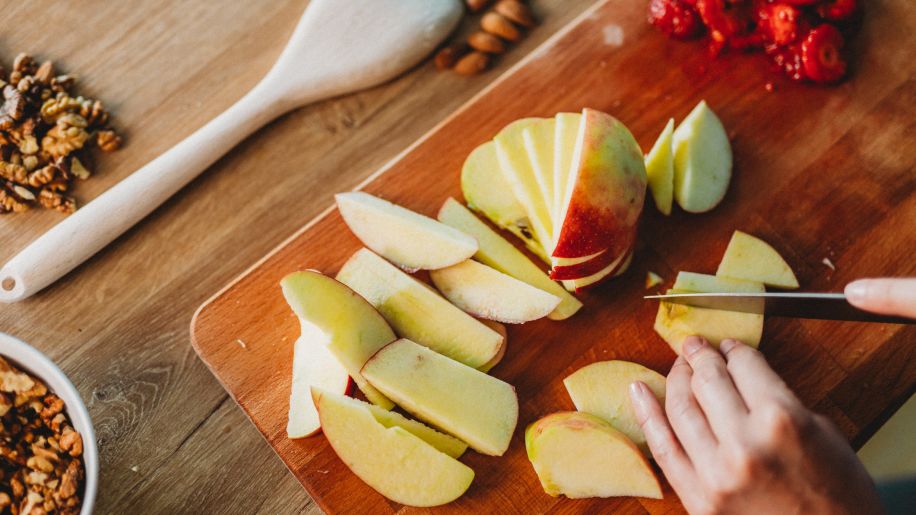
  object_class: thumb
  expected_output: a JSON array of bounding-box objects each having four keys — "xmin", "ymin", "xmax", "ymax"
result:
[{"xmin": 845, "ymin": 278, "xmax": 916, "ymax": 318}]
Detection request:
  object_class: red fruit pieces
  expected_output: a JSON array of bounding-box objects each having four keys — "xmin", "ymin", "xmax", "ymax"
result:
[
  {"xmin": 818, "ymin": 0, "xmax": 858, "ymax": 23},
  {"xmin": 757, "ymin": 3, "xmax": 804, "ymax": 46},
  {"xmin": 801, "ymin": 24, "xmax": 847, "ymax": 83},
  {"xmin": 648, "ymin": 0, "xmax": 703, "ymax": 39},
  {"xmin": 768, "ymin": 43, "xmax": 806, "ymax": 82},
  {"xmin": 696, "ymin": 0, "xmax": 748, "ymax": 41}
]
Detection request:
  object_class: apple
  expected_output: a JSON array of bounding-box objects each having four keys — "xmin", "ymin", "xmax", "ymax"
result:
[
  {"xmin": 360, "ymin": 398, "xmax": 468, "ymax": 458},
  {"xmin": 312, "ymin": 388, "xmax": 474, "ymax": 507},
  {"xmin": 478, "ymin": 319, "xmax": 507, "ymax": 373},
  {"xmin": 361, "ymin": 339, "xmax": 519, "ymax": 456},
  {"xmin": 655, "ymin": 293, "xmax": 764, "ymax": 355},
  {"xmin": 563, "ymin": 361, "xmax": 666, "ymax": 454},
  {"xmin": 336, "ymin": 192, "xmax": 477, "ymax": 272},
  {"xmin": 336, "ymin": 249, "xmax": 503, "ymax": 369},
  {"xmin": 672, "ymin": 100, "xmax": 732, "ymax": 213},
  {"xmin": 645, "ymin": 118, "xmax": 675, "ymax": 215},
  {"xmin": 717, "ymin": 230, "xmax": 799, "ymax": 289},
  {"xmin": 553, "ymin": 109, "xmax": 647, "ymax": 260},
  {"xmin": 674, "ymin": 270, "xmax": 765, "ymax": 294},
  {"xmin": 494, "ymin": 118, "xmax": 554, "ymax": 250},
  {"xmin": 437, "ymin": 198, "xmax": 582, "ymax": 320},
  {"xmin": 570, "ymin": 249, "xmax": 633, "ymax": 292},
  {"xmin": 552, "ymin": 112, "xmax": 582, "ymax": 225},
  {"xmin": 461, "ymin": 141, "xmax": 549, "ymax": 262},
  {"xmin": 522, "ymin": 118, "xmax": 557, "ymax": 217},
  {"xmin": 429, "ymin": 260, "xmax": 561, "ymax": 323},
  {"xmin": 287, "ymin": 332, "xmax": 350, "ymax": 438},
  {"xmin": 646, "ymin": 271, "xmax": 664, "ymax": 289},
  {"xmin": 525, "ymin": 412, "xmax": 663, "ymax": 499},
  {"xmin": 281, "ymin": 270, "xmax": 396, "ymax": 412}
]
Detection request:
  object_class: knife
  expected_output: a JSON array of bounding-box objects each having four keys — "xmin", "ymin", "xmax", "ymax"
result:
[{"xmin": 644, "ymin": 292, "xmax": 914, "ymax": 324}]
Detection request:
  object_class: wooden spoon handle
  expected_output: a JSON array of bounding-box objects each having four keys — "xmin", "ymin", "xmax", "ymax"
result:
[{"xmin": 0, "ymin": 82, "xmax": 289, "ymax": 303}]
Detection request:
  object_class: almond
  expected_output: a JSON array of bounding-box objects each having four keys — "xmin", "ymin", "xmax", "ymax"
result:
[
  {"xmin": 434, "ymin": 43, "xmax": 468, "ymax": 70},
  {"xmin": 466, "ymin": 0, "xmax": 492, "ymax": 13},
  {"xmin": 467, "ymin": 31, "xmax": 506, "ymax": 54},
  {"xmin": 453, "ymin": 51, "xmax": 490, "ymax": 76},
  {"xmin": 494, "ymin": 0, "xmax": 537, "ymax": 28},
  {"xmin": 481, "ymin": 12, "xmax": 522, "ymax": 42}
]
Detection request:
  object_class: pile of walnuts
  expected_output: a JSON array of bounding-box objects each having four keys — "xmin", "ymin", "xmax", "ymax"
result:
[
  {"xmin": 0, "ymin": 53, "xmax": 122, "ymax": 215},
  {"xmin": 0, "ymin": 357, "xmax": 84, "ymax": 514}
]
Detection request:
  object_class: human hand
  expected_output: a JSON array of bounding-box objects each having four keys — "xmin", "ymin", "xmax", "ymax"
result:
[
  {"xmin": 845, "ymin": 278, "xmax": 916, "ymax": 319},
  {"xmin": 629, "ymin": 336, "xmax": 883, "ymax": 515}
]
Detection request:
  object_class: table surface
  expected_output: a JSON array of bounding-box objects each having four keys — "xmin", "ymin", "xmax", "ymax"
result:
[{"xmin": 2, "ymin": 0, "xmax": 914, "ymax": 513}]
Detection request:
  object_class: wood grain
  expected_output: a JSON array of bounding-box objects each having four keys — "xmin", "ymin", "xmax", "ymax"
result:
[
  {"xmin": 192, "ymin": 0, "xmax": 916, "ymax": 513},
  {"xmin": 0, "ymin": 0, "xmax": 601, "ymax": 512}
]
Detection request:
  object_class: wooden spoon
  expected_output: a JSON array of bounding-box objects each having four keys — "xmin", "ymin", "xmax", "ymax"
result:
[{"xmin": 0, "ymin": 0, "xmax": 463, "ymax": 303}]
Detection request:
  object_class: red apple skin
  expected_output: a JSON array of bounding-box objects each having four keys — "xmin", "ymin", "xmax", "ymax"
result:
[
  {"xmin": 550, "ymin": 230, "xmax": 635, "ymax": 280},
  {"xmin": 553, "ymin": 110, "xmax": 647, "ymax": 259},
  {"xmin": 573, "ymin": 248, "xmax": 634, "ymax": 293}
]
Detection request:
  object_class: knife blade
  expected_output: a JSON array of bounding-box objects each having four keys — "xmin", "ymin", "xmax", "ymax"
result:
[{"xmin": 644, "ymin": 292, "xmax": 914, "ymax": 324}]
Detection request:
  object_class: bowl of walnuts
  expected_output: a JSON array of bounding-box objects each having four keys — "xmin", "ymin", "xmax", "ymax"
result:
[{"xmin": 0, "ymin": 332, "xmax": 98, "ymax": 514}]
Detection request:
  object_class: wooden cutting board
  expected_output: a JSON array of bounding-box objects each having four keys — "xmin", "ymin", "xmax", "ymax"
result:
[{"xmin": 191, "ymin": 0, "xmax": 916, "ymax": 512}]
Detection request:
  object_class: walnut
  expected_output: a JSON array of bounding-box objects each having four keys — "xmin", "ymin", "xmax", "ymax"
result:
[
  {"xmin": 96, "ymin": 129, "xmax": 121, "ymax": 152},
  {"xmin": 41, "ymin": 114, "xmax": 89, "ymax": 158},
  {"xmin": 37, "ymin": 189, "xmax": 76, "ymax": 213},
  {"xmin": 0, "ymin": 85, "xmax": 26, "ymax": 129},
  {"xmin": 33, "ymin": 61, "xmax": 53, "ymax": 85},
  {"xmin": 58, "ymin": 429, "xmax": 82, "ymax": 458},
  {"xmin": 49, "ymin": 75, "xmax": 74, "ymax": 94},
  {"xmin": 39, "ymin": 93, "xmax": 81, "ymax": 123},
  {"xmin": 0, "ymin": 161, "xmax": 28, "ymax": 182}
]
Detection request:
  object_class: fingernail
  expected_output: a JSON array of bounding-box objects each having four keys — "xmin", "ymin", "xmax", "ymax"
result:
[
  {"xmin": 845, "ymin": 280, "xmax": 868, "ymax": 304},
  {"xmin": 720, "ymin": 338, "xmax": 738, "ymax": 353},
  {"xmin": 682, "ymin": 336, "xmax": 705, "ymax": 356},
  {"xmin": 629, "ymin": 381, "xmax": 649, "ymax": 409}
]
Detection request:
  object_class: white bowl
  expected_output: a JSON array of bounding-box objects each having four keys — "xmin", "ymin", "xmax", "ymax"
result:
[{"xmin": 0, "ymin": 332, "xmax": 98, "ymax": 514}]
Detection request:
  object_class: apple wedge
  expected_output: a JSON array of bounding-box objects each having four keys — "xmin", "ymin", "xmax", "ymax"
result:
[
  {"xmin": 717, "ymin": 230, "xmax": 799, "ymax": 289},
  {"xmin": 554, "ymin": 109, "xmax": 647, "ymax": 259},
  {"xmin": 570, "ymin": 249, "xmax": 633, "ymax": 292},
  {"xmin": 553, "ymin": 112, "xmax": 581, "ymax": 226},
  {"xmin": 362, "ymin": 401, "xmax": 468, "ymax": 459},
  {"xmin": 645, "ymin": 118, "xmax": 675, "ymax": 215},
  {"xmin": 525, "ymin": 412, "xmax": 662, "ymax": 499},
  {"xmin": 674, "ymin": 270, "xmax": 766, "ymax": 294},
  {"xmin": 287, "ymin": 332, "xmax": 350, "ymax": 438},
  {"xmin": 478, "ymin": 320, "xmax": 507, "ymax": 373},
  {"xmin": 337, "ymin": 249, "xmax": 502, "ymax": 369},
  {"xmin": 563, "ymin": 361, "xmax": 666, "ymax": 453},
  {"xmin": 313, "ymin": 388, "xmax": 474, "ymax": 507},
  {"xmin": 522, "ymin": 118, "xmax": 557, "ymax": 219},
  {"xmin": 336, "ymin": 192, "xmax": 477, "ymax": 271},
  {"xmin": 430, "ymin": 260, "xmax": 561, "ymax": 323},
  {"xmin": 461, "ymin": 141, "xmax": 549, "ymax": 262},
  {"xmin": 437, "ymin": 198, "xmax": 582, "ymax": 320},
  {"xmin": 494, "ymin": 118, "xmax": 554, "ymax": 250},
  {"xmin": 672, "ymin": 100, "xmax": 732, "ymax": 213},
  {"xmin": 281, "ymin": 270, "xmax": 395, "ymax": 413},
  {"xmin": 361, "ymin": 339, "xmax": 519, "ymax": 456}
]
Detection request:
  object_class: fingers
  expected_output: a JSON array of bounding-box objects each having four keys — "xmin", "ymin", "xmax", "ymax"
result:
[
  {"xmin": 665, "ymin": 354, "xmax": 719, "ymax": 467},
  {"xmin": 719, "ymin": 338, "xmax": 799, "ymax": 410},
  {"xmin": 846, "ymin": 278, "xmax": 916, "ymax": 318},
  {"xmin": 681, "ymin": 336, "xmax": 748, "ymax": 441},
  {"xmin": 629, "ymin": 381, "xmax": 702, "ymax": 508}
]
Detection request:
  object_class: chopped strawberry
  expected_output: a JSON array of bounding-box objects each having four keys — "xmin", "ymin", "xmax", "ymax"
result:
[
  {"xmin": 768, "ymin": 43, "xmax": 807, "ymax": 81},
  {"xmin": 817, "ymin": 0, "xmax": 858, "ymax": 23},
  {"xmin": 648, "ymin": 0, "xmax": 704, "ymax": 39},
  {"xmin": 757, "ymin": 3, "xmax": 804, "ymax": 46},
  {"xmin": 778, "ymin": 0, "xmax": 819, "ymax": 5},
  {"xmin": 696, "ymin": 0, "xmax": 751, "ymax": 41},
  {"xmin": 801, "ymin": 24, "xmax": 847, "ymax": 83}
]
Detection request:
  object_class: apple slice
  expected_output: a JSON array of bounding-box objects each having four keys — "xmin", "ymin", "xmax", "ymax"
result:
[
  {"xmin": 525, "ymin": 412, "xmax": 663, "ymax": 499},
  {"xmin": 716, "ymin": 230, "xmax": 799, "ymax": 289},
  {"xmin": 478, "ymin": 320, "xmax": 507, "ymax": 373},
  {"xmin": 554, "ymin": 109, "xmax": 647, "ymax": 259},
  {"xmin": 336, "ymin": 248, "xmax": 502, "ymax": 369},
  {"xmin": 461, "ymin": 141, "xmax": 549, "ymax": 262},
  {"xmin": 281, "ymin": 271, "xmax": 396, "ymax": 412},
  {"xmin": 569, "ymin": 249, "xmax": 633, "ymax": 292},
  {"xmin": 361, "ymin": 339, "xmax": 519, "ymax": 456},
  {"xmin": 674, "ymin": 270, "xmax": 766, "ymax": 294},
  {"xmin": 336, "ymin": 192, "xmax": 477, "ymax": 271},
  {"xmin": 494, "ymin": 118, "xmax": 554, "ymax": 250},
  {"xmin": 362, "ymin": 401, "xmax": 468, "ymax": 458},
  {"xmin": 430, "ymin": 260, "xmax": 561, "ymax": 323},
  {"xmin": 437, "ymin": 198, "xmax": 582, "ymax": 320},
  {"xmin": 287, "ymin": 331, "xmax": 350, "ymax": 438},
  {"xmin": 313, "ymin": 388, "xmax": 474, "ymax": 507},
  {"xmin": 553, "ymin": 112, "xmax": 582, "ymax": 229},
  {"xmin": 563, "ymin": 361, "xmax": 666, "ymax": 453},
  {"xmin": 645, "ymin": 118, "xmax": 675, "ymax": 215},
  {"xmin": 522, "ymin": 118, "xmax": 557, "ymax": 219},
  {"xmin": 672, "ymin": 100, "xmax": 732, "ymax": 213}
]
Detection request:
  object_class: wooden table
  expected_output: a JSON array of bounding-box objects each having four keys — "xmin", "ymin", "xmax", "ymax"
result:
[{"xmin": 0, "ymin": 0, "xmax": 600, "ymax": 512}]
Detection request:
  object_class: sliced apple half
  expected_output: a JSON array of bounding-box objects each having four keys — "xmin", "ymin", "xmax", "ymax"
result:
[
  {"xmin": 430, "ymin": 260, "xmax": 561, "ymax": 323},
  {"xmin": 553, "ymin": 112, "xmax": 582, "ymax": 226},
  {"xmin": 461, "ymin": 141, "xmax": 549, "ymax": 262},
  {"xmin": 336, "ymin": 192, "xmax": 477, "ymax": 272},
  {"xmin": 716, "ymin": 230, "xmax": 799, "ymax": 289},
  {"xmin": 437, "ymin": 198, "xmax": 582, "ymax": 320},
  {"xmin": 522, "ymin": 118, "xmax": 557, "ymax": 217},
  {"xmin": 281, "ymin": 271, "xmax": 396, "ymax": 413},
  {"xmin": 553, "ymin": 109, "xmax": 647, "ymax": 260},
  {"xmin": 362, "ymin": 339, "xmax": 519, "ymax": 456},
  {"xmin": 525, "ymin": 412, "xmax": 663, "ymax": 499},
  {"xmin": 563, "ymin": 361, "xmax": 666, "ymax": 453},
  {"xmin": 362, "ymin": 401, "xmax": 468, "ymax": 458},
  {"xmin": 287, "ymin": 331, "xmax": 350, "ymax": 438},
  {"xmin": 337, "ymin": 249, "xmax": 502, "ymax": 369},
  {"xmin": 645, "ymin": 118, "xmax": 675, "ymax": 215},
  {"xmin": 494, "ymin": 118, "xmax": 554, "ymax": 250},
  {"xmin": 569, "ymin": 249, "xmax": 633, "ymax": 292},
  {"xmin": 672, "ymin": 100, "xmax": 732, "ymax": 213},
  {"xmin": 313, "ymin": 388, "xmax": 474, "ymax": 507},
  {"xmin": 478, "ymin": 319, "xmax": 507, "ymax": 373}
]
